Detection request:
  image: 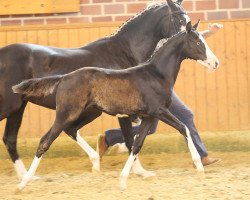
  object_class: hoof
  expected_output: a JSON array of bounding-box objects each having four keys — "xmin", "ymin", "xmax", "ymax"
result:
[
  {"xmin": 197, "ymin": 170, "xmax": 206, "ymax": 179},
  {"xmin": 91, "ymin": 155, "xmax": 100, "ymax": 172},
  {"xmin": 92, "ymin": 166, "xmax": 100, "ymax": 174},
  {"xmin": 14, "ymin": 188, "xmax": 22, "ymax": 194},
  {"xmin": 32, "ymin": 176, "xmax": 41, "ymax": 181},
  {"xmin": 132, "ymin": 170, "xmax": 156, "ymax": 179},
  {"xmin": 120, "ymin": 176, "xmax": 127, "ymax": 190},
  {"xmin": 142, "ymin": 171, "xmax": 156, "ymax": 179},
  {"xmin": 17, "ymin": 183, "xmax": 25, "ymax": 192}
]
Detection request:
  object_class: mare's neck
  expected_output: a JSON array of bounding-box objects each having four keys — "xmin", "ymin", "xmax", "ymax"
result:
[
  {"xmin": 150, "ymin": 33, "xmax": 186, "ymax": 85},
  {"xmin": 114, "ymin": 5, "xmax": 168, "ymax": 64}
]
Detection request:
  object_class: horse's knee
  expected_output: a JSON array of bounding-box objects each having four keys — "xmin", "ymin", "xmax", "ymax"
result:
[
  {"xmin": 3, "ymin": 136, "xmax": 18, "ymax": 161},
  {"xmin": 3, "ymin": 135, "xmax": 16, "ymax": 148},
  {"xmin": 132, "ymin": 144, "xmax": 141, "ymax": 155},
  {"xmin": 36, "ymin": 142, "xmax": 50, "ymax": 157}
]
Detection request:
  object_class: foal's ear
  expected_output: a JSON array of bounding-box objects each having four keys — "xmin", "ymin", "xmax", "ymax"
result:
[
  {"xmin": 193, "ymin": 19, "xmax": 200, "ymax": 30},
  {"xmin": 186, "ymin": 21, "xmax": 192, "ymax": 33},
  {"xmin": 176, "ymin": 0, "xmax": 184, "ymax": 5}
]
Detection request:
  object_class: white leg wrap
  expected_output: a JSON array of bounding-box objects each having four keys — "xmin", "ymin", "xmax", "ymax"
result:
[
  {"xmin": 120, "ymin": 153, "xmax": 136, "ymax": 190},
  {"xmin": 76, "ymin": 131, "xmax": 100, "ymax": 172},
  {"xmin": 18, "ymin": 156, "xmax": 42, "ymax": 191},
  {"xmin": 185, "ymin": 126, "xmax": 204, "ymax": 172},
  {"xmin": 14, "ymin": 159, "xmax": 27, "ymax": 179},
  {"xmin": 131, "ymin": 155, "xmax": 155, "ymax": 178}
]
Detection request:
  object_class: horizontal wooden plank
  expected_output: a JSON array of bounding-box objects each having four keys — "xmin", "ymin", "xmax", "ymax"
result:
[
  {"xmin": 0, "ymin": 0, "xmax": 80, "ymax": 15},
  {"xmin": 0, "ymin": 22, "xmax": 123, "ymax": 31}
]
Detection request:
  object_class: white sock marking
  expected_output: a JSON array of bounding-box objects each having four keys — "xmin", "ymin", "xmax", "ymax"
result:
[
  {"xmin": 76, "ymin": 131, "xmax": 100, "ymax": 171},
  {"xmin": 120, "ymin": 153, "xmax": 136, "ymax": 190},
  {"xmin": 131, "ymin": 155, "xmax": 155, "ymax": 178},
  {"xmin": 185, "ymin": 126, "xmax": 204, "ymax": 172},
  {"xmin": 14, "ymin": 159, "xmax": 27, "ymax": 179},
  {"xmin": 18, "ymin": 156, "xmax": 42, "ymax": 191},
  {"xmin": 198, "ymin": 34, "xmax": 219, "ymax": 70}
]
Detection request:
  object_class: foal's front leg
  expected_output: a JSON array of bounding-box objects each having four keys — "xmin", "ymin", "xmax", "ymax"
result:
[
  {"xmin": 118, "ymin": 117, "xmax": 155, "ymax": 178},
  {"xmin": 120, "ymin": 117, "xmax": 155, "ymax": 190},
  {"xmin": 156, "ymin": 108, "xmax": 204, "ymax": 172}
]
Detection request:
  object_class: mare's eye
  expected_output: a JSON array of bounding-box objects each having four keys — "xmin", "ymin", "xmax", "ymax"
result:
[
  {"xmin": 180, "ymin": 20, "xmax": 183, "ymax": 23},
  {"xmin": 197, "ymin": 42, "xmax": 200, "ymax": 45}
]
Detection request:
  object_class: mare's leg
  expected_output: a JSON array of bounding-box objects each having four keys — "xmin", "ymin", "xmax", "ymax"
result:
[
  {"xmin": 65, "ymin": 109, "xmax": 102, "ymax": 172},
  {"xmin": 156, "ymin": 108, "xmax": 204, "ymax": 172},
  {"xmin": 2, "ymin": 102, "xmax": 27, "ymax": 179},
  {"xmin": 118, "ymin": 117, "xmax": 156, "ymax": 178},
  {"xmin": 120, "ymin": 117, "xmax": 155, "ymax": 190}
]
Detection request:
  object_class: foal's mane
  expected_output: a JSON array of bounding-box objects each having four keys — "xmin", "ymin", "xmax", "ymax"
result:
[
  {"xmin": 147, "ymin": 30, "xmax": 186, "ymax": 62},
  {"xmin": 110, "ymin": 2, "xmax": 166, "ymax": 37}
]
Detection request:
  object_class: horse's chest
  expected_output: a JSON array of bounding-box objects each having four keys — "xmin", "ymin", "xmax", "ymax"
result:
[{"xmin": 92, "ymin": 78, "xmax": 143, "ymax": 114}]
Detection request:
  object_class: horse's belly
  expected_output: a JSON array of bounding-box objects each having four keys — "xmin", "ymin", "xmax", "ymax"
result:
[
  {"xmin": 92, "ymin": 79, "xmax": 143, "ymax": 115},
  {"xmin": 26, "ymin": 93, "xmax": 56, "ymax": 110}
]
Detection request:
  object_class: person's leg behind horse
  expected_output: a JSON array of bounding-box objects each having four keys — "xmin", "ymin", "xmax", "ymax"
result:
[
  {"xmin": 169, "ymin": 91, "xmax": 219, "ymax": 166},
  {"xmin": 154, "ymin": 107, "xmax": 204, "ymax": 172},
  {"xmin": 97, "ymin": 117, "xmax": 158, "ymax": 157}
]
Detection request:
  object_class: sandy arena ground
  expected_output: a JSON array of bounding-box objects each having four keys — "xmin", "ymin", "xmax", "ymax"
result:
[{"xmin": 0, "ymin": 151, "xmax": 249, "ymax": 200}]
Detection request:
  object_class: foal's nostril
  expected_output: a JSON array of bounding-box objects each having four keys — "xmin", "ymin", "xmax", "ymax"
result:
[{"xmin": 214, "ymin": 62, "xmax": 219, "ymax": 69}]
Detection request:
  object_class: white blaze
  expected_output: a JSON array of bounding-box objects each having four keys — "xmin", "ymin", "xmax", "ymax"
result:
[
  {"xmin": 198, "ymin": 34, "xmax": 219, "ymax": 70},
  {"xmin": 180, "ymin": 15, "xmax": 191, "ymax": 31},
  {"xmin": 14, "ymin": 159, "xmax": 27, "ymax": 179}
]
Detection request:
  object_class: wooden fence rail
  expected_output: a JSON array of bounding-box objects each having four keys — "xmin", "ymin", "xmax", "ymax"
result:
[{"xmin": 0, "ymin": 19, "xmax": 249, "ymax": 138}]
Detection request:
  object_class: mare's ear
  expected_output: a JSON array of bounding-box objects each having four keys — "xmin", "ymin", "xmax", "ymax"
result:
[
  {"xmin": 193, "ymin": 19, "xmax": 200, "ymax": 30},
  {"xmin": 186, "ymin": 21, "xmax": 192, "ymax": 33},
  {"xmin": 166, "ymin": 0, "xmax": 176, "ymax": 10},
  {"xmin": 176, "ymin": 0, "xmax": 184, "ymax": 5}
]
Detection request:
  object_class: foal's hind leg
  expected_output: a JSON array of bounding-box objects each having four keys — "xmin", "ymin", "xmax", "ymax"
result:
[
  {"xmin": 65, "ymin": 109, "xmax": 102, "ymax": 172},
  {"xmin": 2, "ymin": 102, "xmax": 27, "ymax": 179},
  {"xmin": 156, "ymin": 108, "xmax": 204, "ymax": 172},
  {"xmin": 18, "ymin": 121, "xmax": 65, "ymax": 191},
  {"xmin": 118, "ymin": 117, "xmax": 155, "ymax": 178}
]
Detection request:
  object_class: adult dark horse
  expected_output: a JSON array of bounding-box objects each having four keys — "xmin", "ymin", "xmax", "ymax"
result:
[
  {"xmin": 13, "ymin": 21, "xmax": 219, "ymax": 191},
  {"xmin": 0, "ymin": 0, "xmax": 190, "ymax": 179}
]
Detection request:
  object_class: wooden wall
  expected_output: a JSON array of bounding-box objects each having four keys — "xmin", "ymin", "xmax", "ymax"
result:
[{"xmin": 0, "ymin": 19, "xmax": 249, "ymax": 138}]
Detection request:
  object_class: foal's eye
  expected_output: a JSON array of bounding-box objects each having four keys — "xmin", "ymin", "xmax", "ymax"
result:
[
  {"xmin": 180, "ymin": 20, "xmax": 183, "ymax": 23},
  {"xmin": 197, "ymin": 42, "xmax": 200, "ymax": 45}
]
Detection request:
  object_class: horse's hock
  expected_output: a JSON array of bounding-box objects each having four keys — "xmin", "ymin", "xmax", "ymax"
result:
[{"xmin": 0, "ymin": 20, "xmax": 250, "ymax": 137}]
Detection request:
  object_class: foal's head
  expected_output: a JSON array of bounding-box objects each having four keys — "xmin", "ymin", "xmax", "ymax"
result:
[{"xmin": 183, "ymin": 21, "xmax": 219, "ymax": 70}]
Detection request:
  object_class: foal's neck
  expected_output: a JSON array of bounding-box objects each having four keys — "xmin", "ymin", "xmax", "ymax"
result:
[{"xmin": 150, "ymin": 33, "xmax": 186, "ymax": 85}]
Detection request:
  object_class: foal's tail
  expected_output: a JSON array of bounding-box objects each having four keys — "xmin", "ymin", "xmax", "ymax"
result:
[{"xmin": 12, "ymin": 75, "xmax": 63, "ymax": 98}]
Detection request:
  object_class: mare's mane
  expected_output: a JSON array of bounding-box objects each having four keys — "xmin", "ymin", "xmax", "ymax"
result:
[{"xmin": 110, "ymin": 2, "xmax": 166, "ymax": 37}]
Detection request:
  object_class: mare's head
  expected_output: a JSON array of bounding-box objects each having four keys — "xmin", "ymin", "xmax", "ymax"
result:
[
  {"xmin": 160, "ymin": 0, "xmax": 190, "ymax": 38},
  {"xmin": 182, "ymin": 21, "xmax": 219, "ymax": 70}
]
